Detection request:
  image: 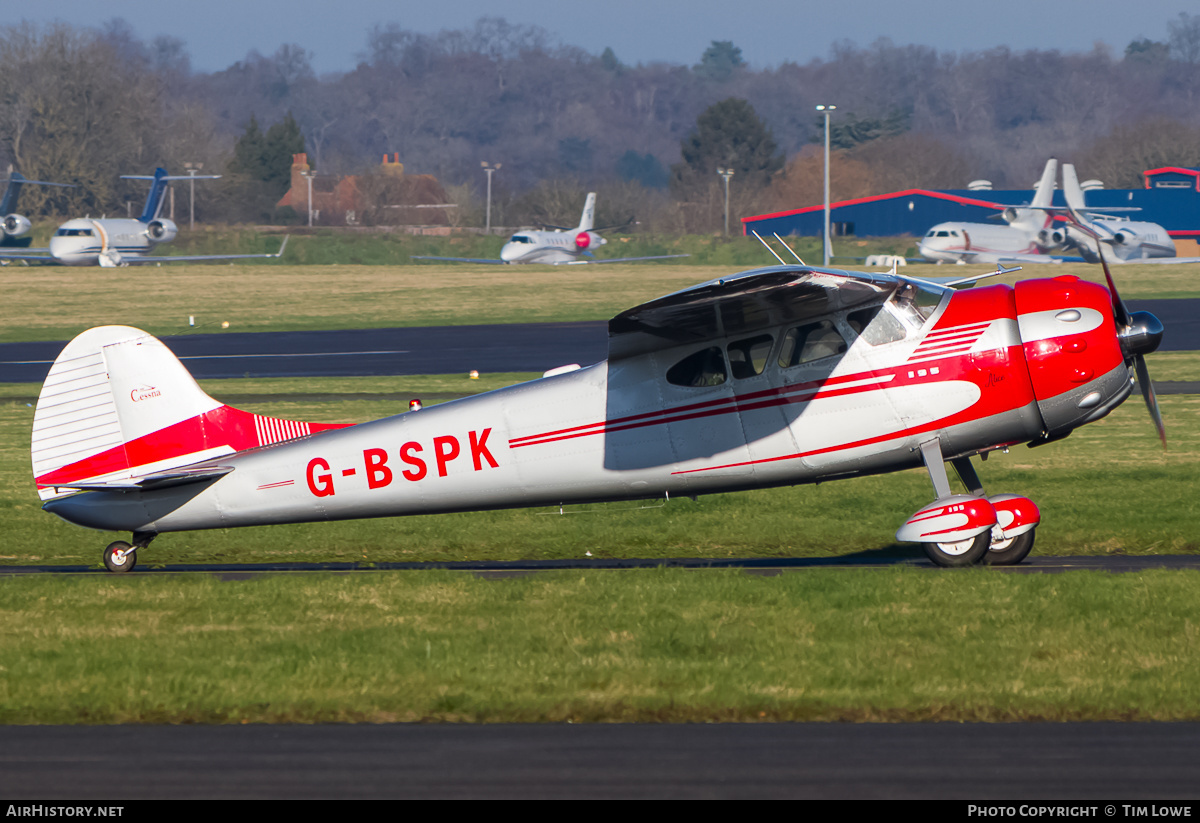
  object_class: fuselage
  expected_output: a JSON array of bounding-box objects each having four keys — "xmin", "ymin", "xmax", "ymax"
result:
[
  {"xmin": 918, "ymin": 221, "xmax": 1047, "ymax": 263},
  {"xmin": 500, "ymin": 229, "xmax": 606, "ymax": 264},
  {"xmin": 1068, "ymin": 218, "xmax": 1177, "ymax": 261},
  {"xmin": 49, "ymin": 218, "xmax": 159, "ymax": 266},
  {"xmin": 42, "ymin": 270, "xmax": 1132, "ymax": 535}
]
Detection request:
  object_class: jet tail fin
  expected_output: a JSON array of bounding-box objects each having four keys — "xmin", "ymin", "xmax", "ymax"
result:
[
  {"xmin": 1061, "ymin": 163, "xmax": 1088, "ymax": 212},
  {"xmin": 577, "ymin": 192, "xmax": 596, "ymax": 232},
  {"xmin": 1005, "ymin": 158, "xmax": 1058, "ymax": 230},
  {"xmin": 31, "ymin": 326, "xmax": 348, "ymax": 501},
  {"xmin": 1030, "ymin": 158, "xmax": 1058, "ymax": 210},
  {"xmin": 0, "ymin": 172, "xmax": 24, "ymax": 216}
]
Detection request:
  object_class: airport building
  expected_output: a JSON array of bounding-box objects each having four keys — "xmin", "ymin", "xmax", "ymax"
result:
[{"xmin": 743, "ymin": 166, "xmax": 1200, "ymax": 254}]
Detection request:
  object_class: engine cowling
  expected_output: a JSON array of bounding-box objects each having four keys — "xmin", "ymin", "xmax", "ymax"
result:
[
  {"xmin": 146, "ymin": 218, "xmax": 178, "ymax": 243},
  {"xmin": 1038, "ymin": 227, "xmax": 1067, "ymax": 248},
  {"xmin": 574, "ymin": 232, "xmax": 591, "ymax": 250},
  {"xmin": 1111, "ymin": 231, "xmax": 1132, "ymax": 246},
  {"xmin": 1001, "ymin": 207, "xmax": 1019, "ymax": 224},
  {"xmin": 2, "ymin": 213, "xmax": 31, "ymax": 237}
]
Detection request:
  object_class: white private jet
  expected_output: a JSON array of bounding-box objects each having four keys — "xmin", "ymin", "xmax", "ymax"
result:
[
  {"xmin": 0, "ymin": 172, "xmax": 76, "ymax": 251},
  {"xmin": 917, "ymin": 159, "xmax": 1081, "ymax": 265},
  {"xmin": 0, "ymin": 168, "xmax": 287, "ymax": 267},
  {"xmin": 414, "ymin": 193, "xmax": 688, "ymax": 265},
  {"xmin": 1056, "ymin": 163, "xmax": 1200, "ymax": 264}
]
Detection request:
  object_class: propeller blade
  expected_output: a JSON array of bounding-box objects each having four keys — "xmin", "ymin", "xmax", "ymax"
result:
[
  {"xmin": 1133, "ymin": 355, "xmax": 1167, "ymax": 449},
  {"xmin": 1067, "ymin": 209, "xmax": 1131, "ymax": 327},
  {"xmin": 1095, "ymin": 239, "xmax": 1132, "ymax": 329}
]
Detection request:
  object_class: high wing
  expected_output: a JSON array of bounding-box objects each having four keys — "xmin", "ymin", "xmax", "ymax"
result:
[{"xmin": 608, "ymin": 264, "xmax": 901, "ymax": 359}]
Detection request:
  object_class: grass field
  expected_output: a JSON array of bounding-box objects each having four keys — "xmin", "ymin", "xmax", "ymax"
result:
[
  {"xmin": 5, "ymin": 568, "xmax": 1200, "ymax": 724},
  {"xmin": 1, "ymin": 258, "xmax": 1197, "ymax": 344},
  {"xmin": 2, "ymin": 254, "xmax": 1198, "ymax": 725}
]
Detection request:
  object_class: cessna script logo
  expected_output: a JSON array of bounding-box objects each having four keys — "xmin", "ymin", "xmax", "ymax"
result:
[{"xmin": 129, "ymin": 386, "xmax": 161, "ymax": 402}]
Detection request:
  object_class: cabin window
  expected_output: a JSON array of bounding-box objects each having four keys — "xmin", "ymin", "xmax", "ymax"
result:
[
  {"xmin": 727, "ymin": 334, "xmax": 774, "ymax": 379},
  {"xmin": 778, "ymin": 320, "xmax": 846, "ymax": 368},
  {"xmin": 847, "ymin": 305, "xmax": 906, "ymax": 346},
  {"xmin": 666, "ymin": 347, "xmax": 727, "ymax": 388}
]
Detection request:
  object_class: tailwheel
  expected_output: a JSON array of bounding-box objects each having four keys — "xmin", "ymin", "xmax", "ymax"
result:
[
  {"xmin": 981, "ymin": 526, "xmax": 1037, "ymax": 566},
  {"xmin": 923, "ymin": 531, "xmax": 990, "ymax": 567},
  {"xmin": 103, "ymin": 541, "xmax": 137, "ymax": 574}
]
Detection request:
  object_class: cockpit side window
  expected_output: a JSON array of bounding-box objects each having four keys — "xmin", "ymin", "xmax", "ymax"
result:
[
  {"xmin": 509, "ymin": 235, "xmax": 533, "ymax": 244},
  {"xmin": 848, "ymin": 305, "xmax": 907, "ymax": 346},
  {"xmin": 727, "ymin": 334, "xmax": 774, "ymax": 379},
  {"xmin": 778, "ymin": 320, "xmax": 847, "ymax": 368},
  {"xmin": 666, "ymin": 346, "xmax": 727, "ymax": 388},
  {"xmin": 893, "ymin": 282, "xmax": 945, "ymax": 328},
  {"xmin": 54, "ymin": 228, "xmax": 94, "ymax": 237}
]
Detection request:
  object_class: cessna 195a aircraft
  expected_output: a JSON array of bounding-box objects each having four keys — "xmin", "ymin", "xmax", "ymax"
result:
[
  {"xmin": 0, "ymin": 168, "xmax": 287, "ymax": 267},
  {"xmin": 0, "ymin": 172, "xmax": 76, "ymax": 249},
  {"xmin": 32, "ymin": 236, "xmax": 1164, "ymax": 572},
  {"xmin": 414, "ymin": 192, "xmax": 687, "ymax": 265}
]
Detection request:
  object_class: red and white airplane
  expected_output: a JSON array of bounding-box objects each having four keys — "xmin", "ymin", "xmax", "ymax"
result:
[
  {"xmin": 31, "ymin": 243, "xmax": 1163, "ymax": 572},
  {"xmin": 414, "ymin": 193, "xmax": 687, "ymax": 265}
]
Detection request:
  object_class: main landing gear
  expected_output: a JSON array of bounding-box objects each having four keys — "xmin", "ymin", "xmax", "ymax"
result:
[
  {"xmin": 101, "ymin": 531, "xmax": 156, "ymax": 574},
  {"xmin": 896, "ymin": 439, "xmax": 1040, "ymax": 568}
]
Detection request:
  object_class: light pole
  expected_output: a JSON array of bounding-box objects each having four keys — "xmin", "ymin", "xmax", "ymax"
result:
[
  {"xmin": 481, "ymin": 161, "xmax": 501, "ymax": 234},
  {"xmin": 815, "ymin": 104, "xmax": 837, "ymax": 266},
  {"xmin": 183, "ymin": 162, "xmax": 203, "ymax": 231},
  {"xmin": 301, "ymin": 169, "xmax": 315, "ymax": 227},
  {"xmin": 717, "ymin": 167, "xmax": 735, "ymax": 236}
]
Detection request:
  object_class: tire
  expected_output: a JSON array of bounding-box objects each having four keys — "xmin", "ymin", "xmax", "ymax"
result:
[
  {"xmin": 981, "ymin": 527, "xmax": 1036, "ymax": 566},
  {"xmin": 103, "ymin": 541, "xmax": 136, "ymax": 574},
  {"xmin": 923, "ymin": 531, "xmax": 990, "ymax": 567}
]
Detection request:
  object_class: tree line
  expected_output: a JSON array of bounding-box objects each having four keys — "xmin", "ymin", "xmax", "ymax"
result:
[{"xmin": 1, "ymin": 14, "xmax": 1199, "ymax": 234}]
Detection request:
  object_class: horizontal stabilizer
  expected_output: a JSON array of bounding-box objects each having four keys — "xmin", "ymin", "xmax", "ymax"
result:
[{"xmin": 49, "ymin": 465, "xmax": 235, "ymax": 493}]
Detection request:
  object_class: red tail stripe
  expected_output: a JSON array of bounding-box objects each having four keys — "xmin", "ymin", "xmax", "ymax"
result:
[{"xmin": 35, "ymin": 405, "xmax": 348, "ymax": 487}]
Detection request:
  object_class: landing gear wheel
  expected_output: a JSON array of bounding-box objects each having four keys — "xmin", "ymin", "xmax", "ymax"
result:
[
  {"xmin": 923, "ymin": 531, "xmax": 990, "ymax": 567},
  {"xmin": 103, "ymin": 541, "xmax": 136, "ymax": 574},
  {"xmin": 981, "ymin": 527, "xmax": 1036, "ymax": 566}
]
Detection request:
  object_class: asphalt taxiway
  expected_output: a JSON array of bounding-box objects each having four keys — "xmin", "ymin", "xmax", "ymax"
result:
[
  {"xmin": 0, "ymin": 298, "xmax": 1194, "ymax": 383},
  {"xmin": 4, "ymin": 721, "xmax": 1200, "ymax": 799}
]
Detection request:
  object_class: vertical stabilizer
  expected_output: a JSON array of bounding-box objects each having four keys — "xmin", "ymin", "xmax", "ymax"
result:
[
  {"xmin": 0, "ymin": 172, "xmax": 24, "ymax": 216},
  {"xmin": 578, "ymin": 192, "xmax": 596, "ymax": 232},
  {"xmin": 133, "ymin": 168, "xmax": 171, "ymax": 223},
  {"xmin": 1030, "ymin": 158, "xmax": 1058, "ymax": 209},
  {"xmin": 32, "ymin": 326, "xmax": 347, "ymax": 500},
  {"xmin": 1006, "ymin": 158, "xmax": 1057, "ymax": 231},
  {"xmin": 1061, "ymin": 163, "xmax": 1087, "ymax": 211}
]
